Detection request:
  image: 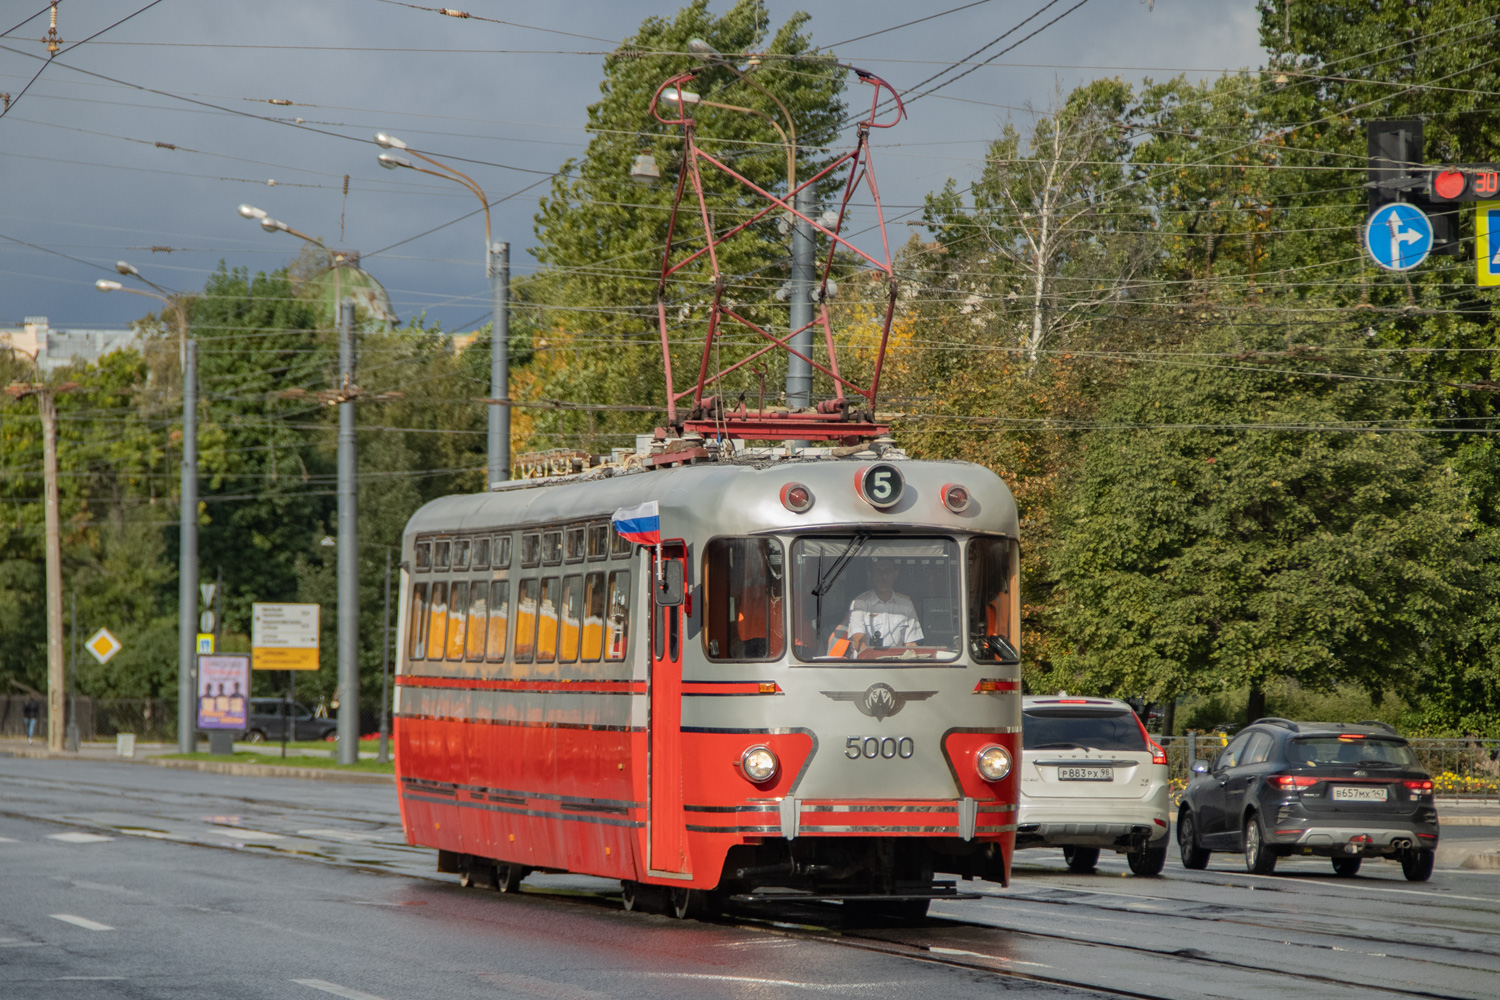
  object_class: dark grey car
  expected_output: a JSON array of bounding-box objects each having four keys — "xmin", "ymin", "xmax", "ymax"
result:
[
  {"xmin": 1177, "ymin": 718, "xmax": 1439, "ymax": 880},
  {"xmin": 244, "ymin": 698, "xmax": 338, "ymax": 743}
]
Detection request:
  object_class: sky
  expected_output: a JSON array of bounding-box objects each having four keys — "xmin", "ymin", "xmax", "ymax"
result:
[{"xmin": 0, "ymin": 0, "xmax": 1268, "ymax": 334}]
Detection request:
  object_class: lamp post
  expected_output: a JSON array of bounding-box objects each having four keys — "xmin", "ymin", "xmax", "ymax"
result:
[
  {"xmin": 238, "ymin": 206, "xmax": 360, "ymax": 764},
  {"xmin": 97, "ymin": 270, "xmax": 197, "ymax": 754},
  {"xmin": 374, "ymin": 133, "xmax": 510, "ymax": 487}
]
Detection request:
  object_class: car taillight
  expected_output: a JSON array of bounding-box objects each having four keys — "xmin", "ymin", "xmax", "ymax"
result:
[
  {"xmin": 1132, "ymin": 713, "xmax": 1167, "ymax": 764},
  {"xmin": 1268, "ymin": 775, "xmax": 1318, "ymax": 789},
  {"xmin": 1403, "ymin": 779, "xmax": 1433, "ymax": 792}
]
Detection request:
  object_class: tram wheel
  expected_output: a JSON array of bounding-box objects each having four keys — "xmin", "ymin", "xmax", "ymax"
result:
[
  {"xmin": 494, "ymin": 863, "xmax": 527, "ymax": 893},
  {"xmin": 621, "ymin": 881, "xmax": 668, "ymax": 914},
  {"xmin": 668, "ymin": 888, "xmax": 719, "ymax": 920}
]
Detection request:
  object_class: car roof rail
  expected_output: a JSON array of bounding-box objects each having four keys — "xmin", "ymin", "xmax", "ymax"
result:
[
  {"xmin": 1357, "ymin": 719, "xmax": 1398, "ymax": 735},
  {"xmin": 1250, "ymin": 717, "xmax": 1300, "ymax": 732}
]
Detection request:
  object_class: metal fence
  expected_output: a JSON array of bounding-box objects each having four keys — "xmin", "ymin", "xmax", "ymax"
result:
[
  {"xmin": 1154, "ymin": 733, "xmax": 1500, "ymax": 801},
  {"xmin": 0, "ymin": 696, "xmax": 176, "ymax": 743}
]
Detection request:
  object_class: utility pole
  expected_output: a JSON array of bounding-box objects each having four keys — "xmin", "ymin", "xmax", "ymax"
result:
[
  {"xmin": 177, "ymin": 340, "xmax": 198, "ymax": 753},
  {"xmin": 378, "ymin": 548, "xmax": 391, "ymax": 765},
  {"xmin": 5, "ymin": 374, "xmax": 73, "ymax": 751},
  {"xmin": 336, "ymin": 298, "xmax": 360, "ymax": 763},
  {"xmin": 489, "ymin": 241, "xmax": 510, "ymax": 487},
  {"xmin": 785, "ymin": 187, "xmax": 816, "ymax": 447},
  {"xmin": 67, "ymin": 592, "xmax": 79, "ymax": 752}
]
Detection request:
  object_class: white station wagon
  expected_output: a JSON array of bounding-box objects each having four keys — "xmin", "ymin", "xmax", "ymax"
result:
[{"xmin": 1015, "ymin": 695, "xmax": 1172, "ymax": 875}]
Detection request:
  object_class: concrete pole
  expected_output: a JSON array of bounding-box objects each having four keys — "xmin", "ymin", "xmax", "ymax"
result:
[
  {"xmin": 489, "ymin": 241, "xmax": 510, "ymax": 487},
  {"xmin": 786, "ymin": 188, "xmax": 817, "ymax": 451},
  {"xmin": 67, "ymin": 592, "xmax": 79, "ymax": 752},
  {"xmin": 39, "ymin": 388, "xmax": 64, "ymax": 752},
  {"xmin": 378, "ymin": 548, "xmax": 391, "ymax": 765},
  {"xmin": 336, "ymin": 298, "xmax": 360, "ymax": 763},
  {"xmin": 177, "ymin": 340, "xmax": 198, "ymax": 754}
]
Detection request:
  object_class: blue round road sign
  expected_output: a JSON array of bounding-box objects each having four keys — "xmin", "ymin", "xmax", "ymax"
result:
[{"xmin": 1364, "ymin": 203, "xmax": 1433, "ymax": 271}]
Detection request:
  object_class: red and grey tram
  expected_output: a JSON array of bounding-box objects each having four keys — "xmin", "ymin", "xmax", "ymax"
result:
[{"xmin": 394, "ymin": 452, "xmax": 1022, "ymax": 917}]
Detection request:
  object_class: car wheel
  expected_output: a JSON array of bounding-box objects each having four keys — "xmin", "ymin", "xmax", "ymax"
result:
[
  {"xmin": 1331, "ymin": 856, "xmax": 1362, "ymax": 877},
  {"xmin": 1401, "ymin": 848, "xmax": 1435, "ymax": 882},
  {"xmin": 1062, "ymin": 846, "xmax": 1100, "ymax": 873},
  {"xmin": 1243, "ymin": 814, "xmax": 1277, "ymax": 875},
  {"xmin": 245, "ymin": 730, "xmax": 266, "ymax": 744},
  {"xmin": 1128, "ymin": 843, "xmax": 1168, "ymax": 876},
  {"xmin": 1177, "ymin": 810, "xmax": 1210, "ymax": 870}
]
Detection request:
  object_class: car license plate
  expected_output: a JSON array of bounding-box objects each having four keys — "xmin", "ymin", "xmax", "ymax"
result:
[
  {"xmin": 1058, "ymin": 766, "xmax": 1112, "ymax": 781},
  {"xmin": 1332, "ymin": 786, "xmax": 1387, "ymax": 802}
]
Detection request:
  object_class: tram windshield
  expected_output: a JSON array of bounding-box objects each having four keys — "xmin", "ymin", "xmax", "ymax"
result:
[{"xmin": 792, "ymin": 536, "xmax": 961, "ymax": 663}]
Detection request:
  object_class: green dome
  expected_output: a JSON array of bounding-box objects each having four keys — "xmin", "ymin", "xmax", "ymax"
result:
[{"xmin": 301, "ymin": 254, "xmax": 398, "ymax": 328}]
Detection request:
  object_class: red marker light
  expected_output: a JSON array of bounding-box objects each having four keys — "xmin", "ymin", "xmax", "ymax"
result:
[
  {"xmin": 940, "ymin": 483, "xmax": 971, "ymax": 513},
  {"xmin": 1434, "ymin": 169, "xmax": 1466, "ymax": 200},
  {"xmin": 780, "ymin": 482, "xmax": 814, "ymax": 513}
]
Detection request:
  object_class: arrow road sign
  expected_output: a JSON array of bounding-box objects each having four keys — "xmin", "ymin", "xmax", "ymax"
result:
[{"xmin": 1365, "ymin": 203, "xmax": 1433, "ymax": 271}]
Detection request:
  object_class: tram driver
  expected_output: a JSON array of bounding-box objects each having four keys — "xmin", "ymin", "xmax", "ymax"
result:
[{"xmin": 845, "ymin": 558, "xmax": 924, "ymax": 654}]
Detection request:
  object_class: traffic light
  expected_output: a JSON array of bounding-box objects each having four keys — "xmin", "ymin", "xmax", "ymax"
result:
[{"xmin": 1366, "ymin": 120, "xmax": 1461, "ymax": 256}]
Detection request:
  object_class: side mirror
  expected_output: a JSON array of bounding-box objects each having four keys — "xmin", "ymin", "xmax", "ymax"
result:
[
  {"xmin": 1191, "ymin": 759, "xmax": 1210, "ymax": 774},
  {"xmin": 656, "ymin": 560, "xmax": 684, "ymax": 606}
]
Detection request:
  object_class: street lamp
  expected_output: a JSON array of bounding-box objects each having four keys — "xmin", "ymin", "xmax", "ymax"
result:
[
  {"xmin": 96, "ymin": 265, "xmax": 197, "ymax": 753},
  {"xmin": 373, "ymin": 131, "xmax": 511, "ymax": 487},
  {"xmin": 239, "ymin": 205, "xmax": 361, "ymax": 765}
]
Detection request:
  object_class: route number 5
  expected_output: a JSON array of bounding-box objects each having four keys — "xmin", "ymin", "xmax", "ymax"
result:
[{"xmin": 857, "ymin": 463, "xmax": 905, "ymax": 509}]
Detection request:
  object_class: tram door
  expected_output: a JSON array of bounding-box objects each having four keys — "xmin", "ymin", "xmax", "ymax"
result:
[{"xmin": 647, "ymin": 541, "xmax": 690, "ymax": 876}]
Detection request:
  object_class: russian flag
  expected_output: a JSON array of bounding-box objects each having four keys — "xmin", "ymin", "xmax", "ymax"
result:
[{"xmin": 612, "ymin": 501, "xmax": 661, "ymax": 546}]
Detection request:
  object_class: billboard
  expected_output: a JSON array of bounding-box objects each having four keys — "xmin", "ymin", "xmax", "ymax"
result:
[{"xmin": 197, "ymin": 654, "xmax": 250, "ymax": 730}]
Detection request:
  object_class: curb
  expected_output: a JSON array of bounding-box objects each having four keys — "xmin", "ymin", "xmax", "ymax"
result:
[{"xmin": 146, "ymin": 758, "xmax": 394, "ymax": 783}]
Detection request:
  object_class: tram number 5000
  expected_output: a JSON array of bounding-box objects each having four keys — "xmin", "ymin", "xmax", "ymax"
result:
[{"xmin": 846, "ymin": 736, "xmax": 915, "ymax": 760}]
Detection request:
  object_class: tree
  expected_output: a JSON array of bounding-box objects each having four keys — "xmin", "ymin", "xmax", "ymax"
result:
[{"xmin": 1049, "ymin": 323, "xmax": 1475, "ymax": 723}]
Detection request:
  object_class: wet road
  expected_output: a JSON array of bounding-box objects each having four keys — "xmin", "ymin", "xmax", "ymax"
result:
[{"xmin": 2, "ymin": 756, "xmax": 1497, "ymax": 999}]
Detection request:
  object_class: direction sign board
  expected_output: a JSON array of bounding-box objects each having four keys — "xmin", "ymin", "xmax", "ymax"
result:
[
  {"xmin": 1365, "ymin": 203, "xmax": 1433, "ymax": 271},
  {"xmin": 1478, "ymin": 201, "xmax": 1500, "ymax": 287},
  {"xmin": 251, "ymin": 602, "xmax": 320, "ymax": 671},
  {"xmin": 85, "ymin": 628, "xmax": 122, "ymax": 664}
]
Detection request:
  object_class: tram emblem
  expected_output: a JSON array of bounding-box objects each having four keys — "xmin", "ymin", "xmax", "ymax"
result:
[{"xmin": 822, "ymin": 683, "xmax": 936, "ymax": 722}]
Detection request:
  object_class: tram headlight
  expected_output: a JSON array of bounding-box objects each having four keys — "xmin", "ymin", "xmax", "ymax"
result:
[
  {"xmin": 740, "ymin": 745, "xmax": 780, "ymax": 783},
  {"xmin": 975, "ymin": 744, "xmax": 1012, "ymax": 782}
]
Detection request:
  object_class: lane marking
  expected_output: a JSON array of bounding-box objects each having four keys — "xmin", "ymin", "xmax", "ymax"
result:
[
  {"xmin": 297, "ymin": 829, "xmax": 381, "ymax": 842},
  {"xmin": 929, "ymin": 946, "xmax": 1051, "ymax": 968},
  {"xmin": 0, "ymin": 938, "xmax": 46, "ymax": 949},
  {"xmin": 293, "ymin": 979, "xmax": 391, "ymax": 1000},
  {"xmin": 0, "ymin": 836, "xmax": 16, "ymax": 842},
  {"xmin": 645, "ymin": 973, "xmax": 879, "ymax": 990},
  {"xmin": 47, "ymin": 832, "xmax": 114, "ymax": 844},
  {"xmin": 209, "ymin": 827, "xmax": 285, "ymax": 840},
  {"xmin": 50, "ymin": 914, "xmax": 113, "ymax": 931}
]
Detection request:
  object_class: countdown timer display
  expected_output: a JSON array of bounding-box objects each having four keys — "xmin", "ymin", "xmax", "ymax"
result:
[{"xmin": 1426, "ymin": 166, "xmax": 1500, "ymax": 202}]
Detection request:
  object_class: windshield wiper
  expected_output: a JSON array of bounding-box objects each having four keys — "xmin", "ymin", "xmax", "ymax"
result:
[{"xmin": 813, "ymin": 533, "xmax": 867, "ymax": 597}]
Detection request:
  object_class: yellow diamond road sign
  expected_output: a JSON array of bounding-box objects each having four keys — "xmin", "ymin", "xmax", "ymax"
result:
[{"xmin": 86, "ymin": 628, "xmax": 122, "ymax": 665}]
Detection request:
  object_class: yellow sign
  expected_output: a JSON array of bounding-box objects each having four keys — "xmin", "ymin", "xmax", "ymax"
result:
[
  {"xmin": 1478, "ymin": 201, "xmax": 1500, "ymax": 287},
  {"xmin": 251, "ymin": 602, "xmax": 320, "ymax": 671},
  {"xmin": 250, "ymin": 647, "xmax": 320, "ymax": 671},
  {"xmin": 85, "ymin": 628, "xmax": 122, "ymax": 664},
  {"xmin": 196, "ymin": 633, "xmax": 215, "ymax": 655}
]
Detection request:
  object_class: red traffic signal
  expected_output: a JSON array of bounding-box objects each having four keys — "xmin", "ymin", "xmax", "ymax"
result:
[{"xmin": 1427, "ymin": 166, "xmax": 1500, "ymax": 201}]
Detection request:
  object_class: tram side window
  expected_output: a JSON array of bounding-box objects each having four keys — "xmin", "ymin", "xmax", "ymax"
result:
[
  {"xmin": 564, "ymin": 526, "xmax": 586, "ymax": 563},
  {"xmin": 611, "ymin": 529, "xmax": 632, "ymax": 558},
  {"xmin": 495, "ymin": 535, "xmax": 512, "ymax": 569},
  {"xmin": 542, "ymin": 530, "xmax": 563, "ymax": 566},
  {"xmin": 434, "ymin": 541, "xmax": 451, "ymax": 571},
  {"xmin": 426, "ymin": 582, "xmax": 449, "ymax": 660},
  {"xmin": 514, "ymin": 580, "xmax": 538, "ymax": 662},
  {"xmin": 967, "ymin": 536, "xmax": 1019, "ymax": 662},
  {"xmin": 446, "ymin": 582, "xmax": 469, "ymax": 661},
  {"xmin": 520, "ymin": 533, "xmax": 541, "ymax": 568},
  {"xmin": 581, "ymin": 573, "xmax": 606, "ymax": 661},
  {"xmin": 453, "ymin": 539, "xmax": 471, "ymax": 571},
  {"xmin": 472, "ymin": 537, "xmax": 490, "ymax": 570},
  {"xmin": 558, "ymin": 575, "xmax": 583, "ymax": 663},
  {"xmin": 407, "ymin": 583, "xmax": 430, "ymax": 659},
  {"xmin": 586, "ymin": 523, "xmax": 609, "ymax": 561},
  {"xmin": 703, "ymin": 538, "xmax": 784, "ymax": 661},
  {"xmin": 605, "ymin": 570, "xmax": 630, "ymax": 661},
  {"xmin": 485, "ymin": 580, "xmax": 510, "ymax": 662},
  {"xmin": 536, "ymin": 578, "xmax": 560, "ymax": 662},
  {"xmin": 466, "ymin": 580, "xmax": 488, "ymax": 661},
  {"xmin": 414, "ymin": 543, "xmax": 431, "ymax": 572}
]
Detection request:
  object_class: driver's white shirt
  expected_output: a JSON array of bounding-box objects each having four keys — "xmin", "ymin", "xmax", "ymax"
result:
[{"xmin": 847, "ymin": 590, "xmax": 923, "ymax": 647}]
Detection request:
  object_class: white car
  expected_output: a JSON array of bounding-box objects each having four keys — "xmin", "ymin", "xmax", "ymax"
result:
[{"xmin": 1016, "ymin": 695, "xmax": 1172, "ymax": 875}]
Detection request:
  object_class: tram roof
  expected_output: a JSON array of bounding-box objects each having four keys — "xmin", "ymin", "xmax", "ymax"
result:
[{"xmin": 404, "ymin": 458, "xmax": 1018, "ymax": 541}]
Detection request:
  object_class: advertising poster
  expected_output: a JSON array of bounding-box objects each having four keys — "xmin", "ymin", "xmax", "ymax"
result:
[{"xmin": 197, "ymin": 654, "xmax": 250, "ymax": 730}]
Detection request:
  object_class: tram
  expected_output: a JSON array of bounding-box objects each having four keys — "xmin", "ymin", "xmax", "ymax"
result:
[{"xmin": 393, "ymin": 56, "xmax": 1023, "ymax": 918}]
